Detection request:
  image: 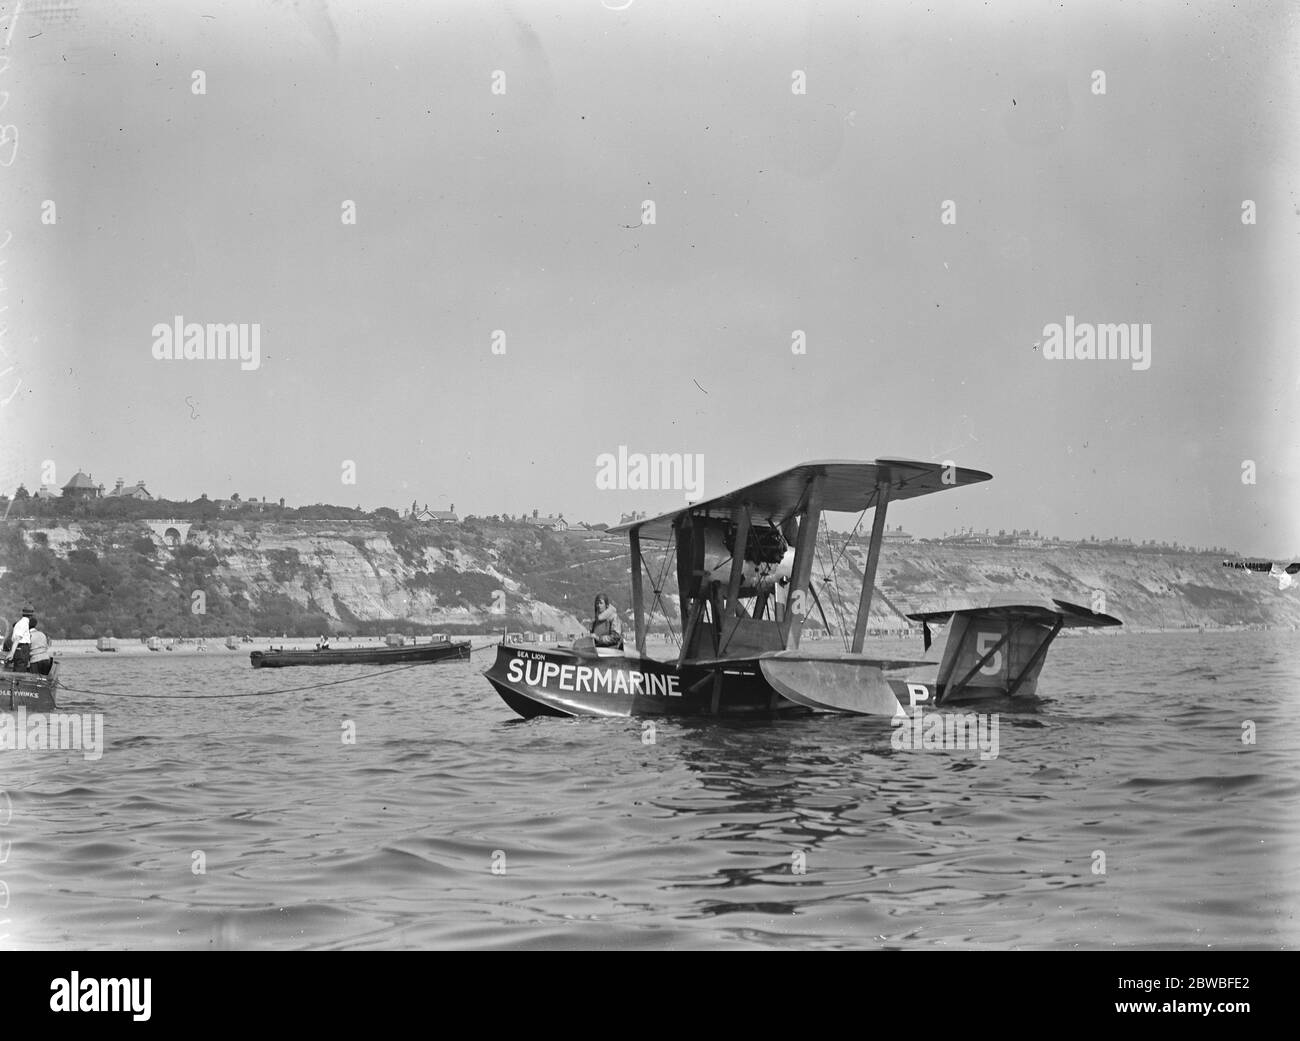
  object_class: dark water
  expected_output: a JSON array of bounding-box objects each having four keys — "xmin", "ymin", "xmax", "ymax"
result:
[{"xmin": 2, "ymin": 631, "xmax": 1296, "ymax": 949}]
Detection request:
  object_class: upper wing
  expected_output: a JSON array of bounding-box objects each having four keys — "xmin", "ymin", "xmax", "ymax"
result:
[{"xmin": 609, "ymin": 458, "xmax": 992, "ymax": 541}]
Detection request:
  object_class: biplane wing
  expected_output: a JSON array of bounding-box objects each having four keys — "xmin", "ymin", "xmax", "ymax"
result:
[
  {"xmin": 610, "ymin": 458, "xmax": 992, "ymax": 540},
  {"xmin": 610, "ymin": 458, "xmax": 991, "ymax": 660},
  {"xmin": 1223, "ymin": 560, "xmax": 1300, "ymax": 590}
]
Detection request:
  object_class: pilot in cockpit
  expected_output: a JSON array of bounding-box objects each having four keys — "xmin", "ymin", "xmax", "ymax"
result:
[{"xmin": 589, "ymin": 593, "xmax": 624, "ymax": 649}]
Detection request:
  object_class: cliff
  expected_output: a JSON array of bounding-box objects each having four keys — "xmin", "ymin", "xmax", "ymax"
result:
[{"xmin": 0, "ymin": 519, "xmax": 1294, "ymax": 640}]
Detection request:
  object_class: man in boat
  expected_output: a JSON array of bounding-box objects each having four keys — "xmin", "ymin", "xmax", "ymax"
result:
[
  {"xmin": 26, "ymin": 616, "xmax": 53, "ymax": 676},
  {"xmin": 589, "ymin": 593, "xmax": 624, "ymax": 649},
  {"xmin": 3, "ymin": 604, "xmax": 34, "ymax": 671}
]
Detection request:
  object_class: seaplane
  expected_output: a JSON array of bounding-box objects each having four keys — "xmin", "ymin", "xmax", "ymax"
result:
[
  {"xmin": 1222, "ymin": 559, "xmax": 1300, "ymax": 591},
  {"xmin": 484, "ymin": 459, "xmax": 1121, "ymax": 719}
]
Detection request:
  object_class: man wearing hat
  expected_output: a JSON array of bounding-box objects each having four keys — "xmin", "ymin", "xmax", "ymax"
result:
[{"xmin": 5, "ymin": 605, "xmax": 34, "ymax": 671}]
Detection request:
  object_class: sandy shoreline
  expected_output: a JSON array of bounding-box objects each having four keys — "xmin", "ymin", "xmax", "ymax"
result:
[
  {"xmin": 40, "ymin": 636, "xmax": 501, "ymax": 658},
  {"xmin": 39, "ymin": 633, "xmax": 914, "ymax": 660}
]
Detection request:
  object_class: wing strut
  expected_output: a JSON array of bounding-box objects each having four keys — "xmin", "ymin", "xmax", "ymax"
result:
[
  {"xmin": 851, "ymin": 476, "xmax": 893, "ymax": 652},
  {"xmin": 782, "ymin": 477, "xmax": 825, "ymax": 651},
  {"xmin": 724, "ymin": 504, "xmax": 751, "ymax": 614},
  {"xmin": 629, "ymin": 528, "xmax": 646, "ymax": 655}
]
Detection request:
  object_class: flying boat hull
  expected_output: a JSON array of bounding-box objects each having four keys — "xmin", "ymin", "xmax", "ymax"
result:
[{"xmin": 485, "ymin": 644, "xmax": 807, "ymax": 719}]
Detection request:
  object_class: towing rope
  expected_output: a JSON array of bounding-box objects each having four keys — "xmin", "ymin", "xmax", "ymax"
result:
[{"xmin": 53, "ymin": 639, "xmax": 502, "ymax": 700}]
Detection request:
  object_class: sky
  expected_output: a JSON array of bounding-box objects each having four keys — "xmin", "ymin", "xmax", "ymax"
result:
[{"xmin": 1, "ymin": 0, "xmax": 1297, "ymax": 554}]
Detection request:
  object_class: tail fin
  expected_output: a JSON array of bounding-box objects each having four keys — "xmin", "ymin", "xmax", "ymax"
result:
[{"xmin": 909, "ymin": 598, "xmax": 1121, "ymax": 705}]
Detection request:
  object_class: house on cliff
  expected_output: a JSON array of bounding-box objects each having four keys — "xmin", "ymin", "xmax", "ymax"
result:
[
  {"xmin": 105, "ymin": 478, "xmax": 155, "ymax": 501},
  {"xmin": 62, "ymin": 471, "xmax": 105, "ymax": 499},
  {"xmin": 410, "ymin": 502, "xmax": 459, "ymax": 523},
  {"xmin": 940, "ymin": 529, "xmax": 997, "ymax": 547},
  {"xmin": 524, "ymin": 510, "xmax": 568, "ymax": 531}
]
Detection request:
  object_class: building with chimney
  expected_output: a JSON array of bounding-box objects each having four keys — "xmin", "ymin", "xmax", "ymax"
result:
[
  {"xmin": 62, "ymin": 471, "xmax": 105, "ymax": 499},
  {"xmin": 104, "ymin": 478, "xmax": 155, "ymax": 501},
  {"xmin": 411, "ymin": 502, "xmax": 459, "ymax": 523}
]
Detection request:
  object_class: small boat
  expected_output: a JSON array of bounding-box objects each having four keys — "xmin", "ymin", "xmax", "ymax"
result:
[
  {"xmin": 250, "ymin": 640, "xmax": 471, "ymax": 668},
  {"xmin": 486, "ymin": 458, "xmax": 1121, "ymax": 719},
  {"xmin": 2, "ymin": 661, "xmax": 60, "ymax": 712}
]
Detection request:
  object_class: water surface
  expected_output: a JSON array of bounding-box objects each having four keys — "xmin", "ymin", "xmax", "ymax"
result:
[{"xmin": 1, "ymin": 631, "xmax": 1296, "ymax": 949}]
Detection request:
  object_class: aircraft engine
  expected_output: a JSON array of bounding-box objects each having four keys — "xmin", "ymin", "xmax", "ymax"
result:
[{"xmin": 698, "ymin": 518, "xmax": 795, "ymax": 596}]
